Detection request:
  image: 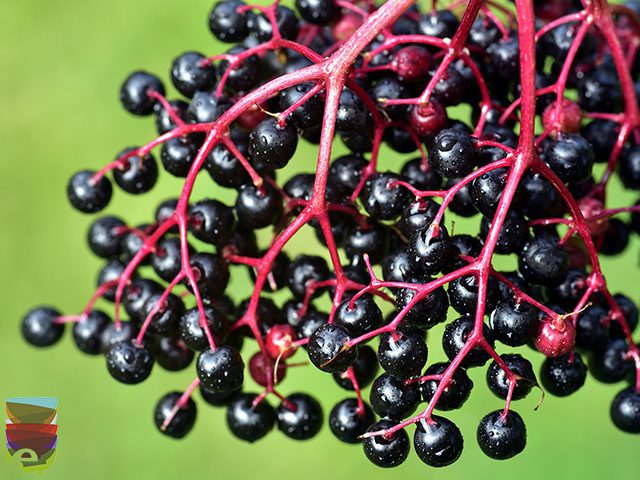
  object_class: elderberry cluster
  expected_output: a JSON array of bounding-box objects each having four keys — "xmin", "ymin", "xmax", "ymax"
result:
[{"xmin": 21, "ymin": 0, "xmax": 640, "ymax": 469}]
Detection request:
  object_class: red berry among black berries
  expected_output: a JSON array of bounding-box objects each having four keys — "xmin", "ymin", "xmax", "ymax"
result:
[
  {"xmin": 476, "ymin": 410, "xmax": 527, "ymax": 460},
  {"xmin": 154, "ymin": 391, "xmax": 197, "ymax": 439},
  {"xmin": 105, "ymin": 340, "xmax": 154, "ymax": 384},
  {"xmin": 196, "ymin": 345, "xmax": 244, "ymax": 392},
  {"xmin": 67, "ymin": 170, "xmax": 113, "ymax": 214},
  {"xmin": 22, "ymin": 306, "xmax": 64, "ymax": 347},
  {"xmin": 414, "ymin": 415, "xmax": 464, "ymax": 467}
]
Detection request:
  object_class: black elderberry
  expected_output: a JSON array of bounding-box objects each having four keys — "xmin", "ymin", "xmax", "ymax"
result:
[
  {"xmin": 276, "ymin": 393, "xmax": 323, "ymax": 440},
  {"xmin": 360, "ymin": 172, "xmax": 410, "ymax": 221},
  {"xmin": 329, "ymin": 398, "xmax": 375, "ymax": 443},
  {"xmin": 333, "ymin": 294, "xmax": 383, "ymax": 339},
  {"xmin": 235, "ymin": 183, "xmax": 283, "ymax": 230},
  {"xmin": 209, "ymin": 0, "xmax": 248, "ymax": 42},
  {"xmin": 286, "ymin": 254, "xmax": 329, "ymax": 299},
  {"xmin": 197, "ymin": 345, "xmax": 244, "ymax": 392},
  {"xmin": 610, "ymin": 387, "xmax": 640, "ymax": 433},
  {"xmin": 72, "ymin": 310, "xmax": 110, "ymax": 355},
  {"xmin": 428, "ymin": 129, "xmax": 477, "ymax": 178},
  {"xmin": 542, "ymin": 133, "xmax": 595, "ymax": 183},
  {"xmin": 160, "ymin": 136, "xmax": 198, "ymax": 178},
  {"xmin": 155, "ymin": 337, "xmax": 194, "ymax": 372},
  {"xmin": 295, "ymin": 0, "xmax": 337, "ymax": 24},
  {"xmin": 420, "ymin": 362, "xmax": 474, "ymax": 410},
  {"xmin": 120, "ymin": 71, "xmax": 165, "ymax": 116},
  {"xmin": 248, "ymin": 118, "xmax": 298, "ymax": 169},
  {"xmin": 363, "ymin": 420, "xmax": 410, "ymax": 468},
  {"xmin": 489, "ymin": 301, "xmax": 538, "ymax": 347},
  {"xmin": 588, "ymin": 338, "xmax": 633, "ymax": 383},
  {"xmin": 154, "ymin": 392, "xmax": 197, "ymax": 439},
  {"xmin": 87, "ymin": 216, "xmax": 125, "ymax": 259},
  {"xmin": 189, "ymin": 199, "xmax": 235, "ymax": 247},
  {"xmin": 308, "ymin": 323, "xmax": 358, "ymax": 373},
  {"xmin": 395, "ymin": 282, "xmax": 449, "ymax": 331},
  {"xmin": 67, "ymin": 170, "xmax": 112, "ymax": 214},
  {"xmin": 477, "ymin": 410, "xmax": 527, "ymax": 460},
  {"xmin": 518, "ymin": 235, "xmax": 569, "ymax": 286},
  {"xmin": 486, "ymin": 354, "xmax": 537, "ymax": 400},
  {"xmin": 226, "ymin": 393, "xmax": 275, "ymax": 442},
  {"xmin": 369, "ymin": 373, "xmax": 420, "ymax": 419},
  {"xmin": 105, "ymin": 340, "xmax": 154, "ymax": 385},
  {"xmin": 179, "ymin": 305, "xmax": 228, "ymax": 351},
  {"xmin": 188, "ymin": 253, "xmax": 230, "ymax": 297},
  {"xmin": 409, "ymin": 224, "xmax": 456, "ymax": 276},
  {"xmin": 442, "ymin": 316, "xmax": 494, "ymax": 368},
  {"xmin": 332, "ymin": 345, "xmax": 379, "ymax": 390},
  {"xmin": 540, "ymin": 353, "xmax": 587, "ymax": 397},
  {"xmin": 171, "ymin": 51, "xmax": 216, "ymax": 98},
  {"xmin": 22, "ymin": 307, "xmax": 64, "ymax": 347},
  {"xmin": 155, "ymin": 99, "xmax": 188, "ymax": 135},
  {"xmin": 377, "ymin": 328, "xmax": 428, "ymax": 379},
  {"xmin": 100, "ymin": 322, "xmax": 138, "ymax": 354},
  {"xmin": 418, "ymin": 10, "xmax": 459, "ymax": 39},
  {"xmin": 186, "ymin": 91, "xmax": 231, "ymax": 124},
  {"xmin": 414, "ymin": 416, "xmax": 464, "ymax": 467}
]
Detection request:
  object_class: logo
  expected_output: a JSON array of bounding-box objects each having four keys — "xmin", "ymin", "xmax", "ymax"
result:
[{"xmin": 5, "ymin": 397, "xmax": 58, "ymax": 472}]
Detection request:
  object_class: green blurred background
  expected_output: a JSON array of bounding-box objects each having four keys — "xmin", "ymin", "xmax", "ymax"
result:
[{"xmin": 0, "ymin": 0, "xmax": 638, "ymax": 478}]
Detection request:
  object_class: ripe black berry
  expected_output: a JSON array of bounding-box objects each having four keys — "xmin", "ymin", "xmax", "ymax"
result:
[
  {"xmin": 113, "ymin": 149, "xmax": 159, "ymax": 194},
  {"xmin": 610, "ymin": 387, "xmax": 640, "ymax": 433},
  {"xmin": 120, "ymin": 71, "xmax": 165, "ymax": 116},
  {"xmin": 67, "ymin": 170, "xmax": 113, "ymax": 214},
  {"xmin": 428, "ymin": 129, "xmax": 477, "ymax": 178},
  {"xmin": 171, "ymin": 51, "xmax": 216, "ymax": 98},
  {"xmin": 72, "ymin": 310, "xmax": 110, "ymax": 355},
  {"xmin": 369, "ymin": 373, "xmax": 421, "ymax": 419},
  {"xmin": 307, "ymin": 323, "xmax": 358, "ymax": 373},
  {"xmin": 226, "ymin": 393, "xmax": 275, "ymax": 442},
  {"xmin": 105, "ymin": 340, "xmax": 154, "ymax": 384},
  {"xmin": 476, "ymin": 410, "xmax": 527, "ymax": 460},
  {"xmin": 540, "ymin": 353, "xmax": 587, "ymax": 397},
  {"xmin": 333, "ymin": 294, "xmax": 383, "ymax": 338},
  {"xmin": 196, "ymin": 345, "xmax": 244, "ymax": 392},
  {"xmin": 420, "ymin": 362, "xmax": 474, "ymax": 410},
  {"xmin": 154, "ymin": 392, "xmax": 197, "ymax": 439},
  {"xmin": 486, "ymin": 354, "xmax": 537, "ymax": 400},
  {"xmin": 276, "ymin": 393, "xmax": 323, "ymax": 440},
  {"xmin": 414, "ymin": 416, "xmax": 464, "ymax": 467},
  {"xmin": 363, "ymin": 420, "xmax": 410, "ymax": 468},
  {"xmin": 329, "ymin": 398, "xmax": 375, "ymax": 443},
  {"xmin": 377, "ymin": 329, "xmax": 428, "ymax": 379},
  {"xmin": 21, "ymin": 306, "xmax": 64, "ymax": 347},
  {"xmin": 248, "ymin": 118, "xmax": 298, "ymax": 169}
]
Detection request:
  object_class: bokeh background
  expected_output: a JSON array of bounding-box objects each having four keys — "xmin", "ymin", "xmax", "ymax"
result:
[{"xmin": 1, "ymin": 0, "xmax": 638, "ymax": 478}]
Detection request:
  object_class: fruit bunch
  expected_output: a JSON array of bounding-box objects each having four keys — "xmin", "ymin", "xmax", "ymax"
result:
[{"xmin": 21, "ymin": 0, "xmax": 640, "ymax": 468}]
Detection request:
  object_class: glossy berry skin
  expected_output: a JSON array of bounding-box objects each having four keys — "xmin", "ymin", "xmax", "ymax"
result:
[
  {"xmin": 235, "ymin": 184, "xmax": 283, "ymax": 230},
  {"xmin": 295, "ymin": 0, "xmax": 337, "ymax": 24},
  {"xmin": 196, "ymin": 346, "xmax": 244, "ymax": 392},
  {"xmin": 276, "ymin": 393, "xmax": 323, "ymax": 440},
  {"xmin": 382, "ymin": 248, "xmax": 414, "ymax": 282},
  {"xmin": 286, "ymin": 255, "xmax": 329, "ymax": 299},
  {"xmin": 160, "ymin": 137, "xmax": 198, "ymax": 177},
  {"xmin": 377, "ymin": 329, "xmax": 428, "ymax": 379},
  {"xmin": 442, "ymin": 316, "xmax": 494, "ymax": 367},
  {"xmin": 414, "ymin": 416, "xmax": 464, "ymax": 467},
  {"xmin": 329, "ymin": 398, "xmax": 375, "ymax": 443},
  {"xmin": 398, "ymin": 198, "xmax": 440, "ymax": 237},
  {"xmin": 428, "ymin": 129, "xmax": 476, "ymax": 178},
  {"xmin": 518, "ymin": 235, "xmax": 569, "ymax": 286},
  {"xmin": 448, "ymin": 275, "xmax": 500, "ymax": 315},
  {"xmin": 188, "ymin": 253, "xmax": 230, "ymax": 297},
  {"xmin": 209, "ymin": 0, "xmax": 248, "ymax": 42},
  {"xmin": 396, "ymin": 283, "xmax": 449, "ymax": 330},
  {"xmin": 486, "ymin": 354, "xmax": 537, "ymax": 400},
  {"xmin": 105, "ymin": 340, "xmax": 154, "ymax": 385},
  {"xmin": 278, "ymin": 82, "xmax": 323, "ymax": 130},
  {"xmin": 420, "ymin": 362, "xmax": 474, "ymax": 411},
  {"xmin": 155, "ymin": 337, "xmax": 194, "ymax": 372},
  {"xmin": 477, "ymin": 410, "xmax": 527, "ymax": 460},
  {"xmin": 113, "ymin": 149, "xmax": 158, "ymax": 194},
  {"xmin": 67, "ymin": 170, "xmax": 113, "ymax": 214},
  {"xmin": 154, "ymin": 392, "xmax": 197, "ymax": 439},
  {"xmin": 22, "ymin": 307, "xmax": 64, "ymax": 347},
  {"xmin": 72, "ymin": 310, "xmax": 110, "ymax": 355},
  {"xmin": 248, "ymin": 118, "xmax": 298, "ymax": 169},
  {"xmin": 470, "ymin": 168, "xmax": 508, "ymax": 217},
  {"xmin": 489, "ymin": 301, "xmax": 538, "ymax": 347},
  {"xmin": 575, "ymin": 305, "xmax": 609, "ymax": 351},
  {"xmin": 588, "ymin": 338, "xmax": 633, "ymax": 383},
  {"xmin": 360, "ymin": 172, "xmax": 410, "ymax": 220},
  {"xmin": 369, "ymin": 373, "xmax": 421, "ymax": 419},
  {"xmin": 186, "ymin": 91, "xmax": 231, "ymax": 123},
  {"xmin": 542, "ymin": 134, "xmax": 595, "ymax": 183},
  {"xmin": 155, "ymin": 99, "xmax": 188, "ymax": 135},
  {"xmin": 487, "ymin": 38, "xmax": 520, "ymax": 78},
  {"xmin": 307, "ymin": 323, "xmax": 358, "ymax": 373},
  {"xmin": 610, "ymin": 387, "xmax": 640, "ymax": 433},
  {"xmin": 249, "ymin": 351, "xmax": 286, "ymax": 387},
  {"xmin": 100, "ymin": 322, "xmax": 138, "ymax": 354},
  {"xmin": 363, "ymin": 419, "xmax": 410, "ymax": 468},
  {"xmin": 409, "ymin": 225, "xmax": 457, "ymax": 276},
  {"xmin": 179, "ymin": 305, "xmax": 228, "ymax": 351},
  {"xmin": 401, "ymin": 157, "xmax": 443, "ymax": 191},
  {"xmin": 332, "ymin": 345, "xmax": 379, "ymax": 390},
  {"xmin": 189, "ymin": 199, "xmax": 235, "ymax": 247},
  {"xmin": 170, "ymin": 51, "xmax": 216, "ymax": 98},
  {"xmin": 120, "ymin": 71, "xmax": 165, "ymax": 116},
  {"xmin": 534, "ymin": 319, "xmax": 575, "ymax": 358},
  {"xmin": 226, "ymin": 393, "xmax": 275, "ymax": 443},
  {"xmin": 333, "ymin": 295, "xmax": 383, "ymax": 338},
  {"xmin": 87, "ymin": 216, "xmax": 125, "ymax": 258},
  {"xmin": 540, "ymin": 353, "xmax": 587, "ymax": 397},
  {"xmin": 418, "ymin": 10, "xmax": 459, "ymax": 38},
  {"xmin": 618, "ymin": 146, "xmax": 640, "ymax": 189},
  {"xmin": 265, "ymin": 324, "xmax": 297, "ymax": 360}
]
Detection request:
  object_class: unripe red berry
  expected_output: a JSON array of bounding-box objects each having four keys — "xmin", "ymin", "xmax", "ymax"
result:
[
  {"xmin": 265, "ymin": 324, "xmax": 297, "ymax": 360},
  {"xmin": 534, "ymin": 318, "xmax": 576, "ymax": 358},
  {"xmin": 249, "ymin": 351, "xmax": 286, "ymax": 387},
  {"xmin": 409, "ymin": 100, "xmax": 448, "ymax": 138},
  {"xmin": 578, "ymin": 197, "xmax": 607, "ymax": 236},
  {"xmin": 391, "ymin": 46, "xmax": 432, "ymax": 82},
  {"xmin": 542, "ymin": 99, "xmax": 582, "ymax": 134}
]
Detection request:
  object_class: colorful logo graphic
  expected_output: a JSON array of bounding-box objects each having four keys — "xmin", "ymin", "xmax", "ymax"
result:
[{"xmin": 5, "ymin": 397, "xmax": 58, "ymax": 472}]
